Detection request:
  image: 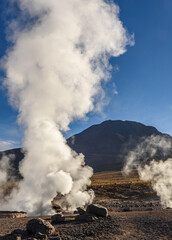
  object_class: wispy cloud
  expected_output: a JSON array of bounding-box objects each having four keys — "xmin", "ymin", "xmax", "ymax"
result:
[
  {"xmin": 112, "ymin": 82, "xmax": 118, "ymax": 95},
  {"xmin": 0, "ymin": 140, "xmax": 17, "ymax": 151}
]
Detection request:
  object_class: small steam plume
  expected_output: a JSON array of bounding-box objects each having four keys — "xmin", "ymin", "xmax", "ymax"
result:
[
  {"xmin": 1, "ymin": 0, "xmax": 132, "ymax": 215},
  {"xmin": 124, "ymin": 135, "xmax": 172, "ymax": 208},
  {"xmin": 0, "ymin": 154, "xmax": 17, "ymax": 202},
  {"xmin": 0, "ymin": 156, "xmax": 11, "ymax": 188}
]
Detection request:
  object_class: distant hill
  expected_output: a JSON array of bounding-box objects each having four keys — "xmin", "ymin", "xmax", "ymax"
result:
[
  {"xmin": 67, "ymin": 120, "xmax": 172, "ymax": 172},
  {"xmin": 1, "ymin": 120, "xmax": 172, "ymax": 173}
]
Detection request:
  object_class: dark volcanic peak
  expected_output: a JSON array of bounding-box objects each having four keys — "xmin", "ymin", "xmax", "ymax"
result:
[
  {"xmin": 67, "ymin": 120, "xmax": 162, "ymax": 155},
  {"xmin": 0, "ymin": 148, "xmax": 24, "ymax": 169},
  {"xmin": 71, "ymin": 120, "xmax": 160, "ymax": 140},
  {"xmin": 0, "ymin": 120, "xmax": 171, "ymax": 173},
  {"xmin": 67, "ymin": 120, "xmax": 170, "ymax": 172}
]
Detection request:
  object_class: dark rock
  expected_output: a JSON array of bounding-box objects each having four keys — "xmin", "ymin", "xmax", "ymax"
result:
[
  {"xmin": 51, "ymin": 201, "xmax": 62, "ymax": 213},
  {"xmin": 86, "ymin": 204, "xmax": 108, "ymax": 217},
  {"xmin": 149, "ymin": 202, "xmax": 153, "ymax": 207},
  {"xmin": 146, "ymin": 207, "xmax": 153, "ymax": 211},
  {"xmin": 11, "ymin": 229, "xmax": 26, "ymax": 236},
  {"xmin": 77, "ymin": 207, "xmax": 86, "ymax": 215},
  {"xmin": 49, "ymin": 236, "xmax": 61, "ymax": 240},
  {"xmin": 35, "ymin": 232, "xmax": 48, "ymax": 239},
  {"xmin": 122, "ymin": 207, "xmax": 131, "ymax": 212},
  {"xmin": 1, "ymin": 235, "xmax": 21, "ymax": 240},
  {"xmin": 51, "ymin": 213, "xmax": 65, "ymax": 224},
  {"xmin": 75, "ymin": 213, "xmax": 97, "ymax": 222},
  {"xmin": 26, "ymin": 218, "xmax": 55, "ymax": 235}
]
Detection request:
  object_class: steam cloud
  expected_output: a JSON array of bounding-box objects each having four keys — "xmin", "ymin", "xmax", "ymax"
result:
[
  {"xmin": 124, "ymin": 135, "xmax": 172, "ymax": 208},
  {"xmin": 1, "ymin": 0, "xmax": 132, "ymax": 215},
  {"xmin": 0, "ymin": 156, "xmax": 11, "ymax": 187},
  {"xmin": 0, "ymin": 154, "xmax": 17, "ymax": 201}
]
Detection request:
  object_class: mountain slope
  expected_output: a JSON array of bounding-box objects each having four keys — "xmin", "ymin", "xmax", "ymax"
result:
[
  {"xmin": 1, "ymin": 120, "xmax": 172, "ymax": 173},
  {"xmin": 67, "ymin": 120, "xmax": 169, "ymax": 172}
]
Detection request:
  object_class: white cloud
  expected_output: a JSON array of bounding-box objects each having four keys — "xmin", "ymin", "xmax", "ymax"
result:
[
  {"xmin": 112, "ymin": 82, "xmax": 118, "ymax": 95},
  {"xmin": 0, "ymin": 140, "xmax": 17, "ymax": 151}
]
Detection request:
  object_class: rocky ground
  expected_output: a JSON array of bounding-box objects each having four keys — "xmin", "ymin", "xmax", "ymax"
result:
[
  {"xmin": 0, "ymin": 200, "xmax": 172, "ymax": 240},
  {"xmin": 1, "ymin": 171, "xmax": 172, "ymax": 239}
]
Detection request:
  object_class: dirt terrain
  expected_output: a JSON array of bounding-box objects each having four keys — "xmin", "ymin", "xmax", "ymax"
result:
[
  {"xmin": 0, "ymin": 207, "xmax": 172, "ymax": 239},
  {"xmin": 0, "ymin": 171, "xmax": 172, "ymax": 239}
]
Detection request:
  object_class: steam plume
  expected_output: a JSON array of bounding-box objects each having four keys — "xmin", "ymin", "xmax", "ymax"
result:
[
  {"xmin": 0, "ymin": 156, "xmax": 11, "ymax": 187},
  {"xmin": 124, "ymin": 135, "xmax": 172, "ymax": 208},
  {"xmin": 0, "ymin": 154, "xmax": 17, "ymax": 201},
  {"xmin": 2, "ymin": 0, "xmax": 132, "ymax": 215}
]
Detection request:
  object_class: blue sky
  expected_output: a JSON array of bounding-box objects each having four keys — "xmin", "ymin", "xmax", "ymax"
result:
[{"xmin": 0, "ymin": 0, "xmax": 172, "ymax": 150}]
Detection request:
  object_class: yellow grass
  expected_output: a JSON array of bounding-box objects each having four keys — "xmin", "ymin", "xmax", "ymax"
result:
[
  {"xmin": 91, "ymin": 170, "xmax": 145, "ymax": 186},
  {"xmin": 89, "ymin": 170, "xmax": 154, "ymax": 200}
]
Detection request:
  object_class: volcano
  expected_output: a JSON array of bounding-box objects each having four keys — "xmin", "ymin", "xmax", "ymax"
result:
[{"xmin": 1, "ymin": 120, "xmax": 172, "ymax": 173}]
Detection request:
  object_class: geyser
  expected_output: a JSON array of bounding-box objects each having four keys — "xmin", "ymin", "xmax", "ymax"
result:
[
  {"xmin": 1, "ymin": 0, "xmax": 132, "ymax": 215},
  {"xmin": 124, "ymin": 135, "xmax": 172, "ymax": 208}
]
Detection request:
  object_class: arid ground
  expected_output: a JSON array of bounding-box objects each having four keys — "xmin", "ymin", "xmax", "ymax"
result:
[{"xmin": 0, "ymin": 171, "xmax": 172, "ymax": 240}]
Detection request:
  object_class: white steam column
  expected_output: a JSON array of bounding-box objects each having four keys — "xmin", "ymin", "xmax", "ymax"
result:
[{"xmin": 2, "ymin": 0, "xmax": 133, "ymax": 215}]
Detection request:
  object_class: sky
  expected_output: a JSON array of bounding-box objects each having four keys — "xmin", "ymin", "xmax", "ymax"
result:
[{"xmin": 0, "ymin": 0, "xmax": 172, "ymax": 150}]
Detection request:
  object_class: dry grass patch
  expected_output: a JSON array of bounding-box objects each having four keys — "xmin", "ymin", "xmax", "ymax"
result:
[{"xmin": 90, "ymin": 170, "xmax": 155, "ymax": 200}]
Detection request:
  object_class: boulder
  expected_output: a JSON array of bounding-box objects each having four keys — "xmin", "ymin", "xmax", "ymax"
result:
[
  {"xmin": 2, "ymin": 235, "xmax": 22, "ymax": 240},
  {"xmin": 75, "ymin": 213, "xmax": 97, "ymax": 222},
  {"xmin": 35, "ymin": 232, "xmax": 48, "ymax": 239},
  {"xmin": 26, "ymin": 218, "xmax": 55, "ymax": 235},
  {"xmin": 86, "ymin": 204, "xmax": 108, "ymax": 217},
  {"xmin": 77, "ymin": 207, "xmax": 86, "ymax": 215},
  {"xmin": 11, "ymin": 229, "xmax": 27, "ymax": 236},
  {"xmin": 51, "ymin": 213, "xmax": 65, "ymax": 223}
]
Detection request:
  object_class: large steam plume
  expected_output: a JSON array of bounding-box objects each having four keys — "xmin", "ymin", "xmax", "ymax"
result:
[
  {"xmin": 124, "ymin": 135, "xmax": 172, "ymax": 208},
  {"xmin": 2, "ymin": 0, "xmax": 132, "ymax": 215}
]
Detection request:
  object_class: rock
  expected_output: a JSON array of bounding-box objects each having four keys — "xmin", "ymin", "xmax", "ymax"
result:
[
  {"xmin": 49, "ymin": 236, "xmax": 61, "ymax": 240},
  {"xmin": 3, "ymin": 235, "xmax": 21, "ymax": 240},
  {"xmin": 149, "ymin": 202, "xmax": 153, "ymax": 207},
  {"xmin": 51, "ymin": 213, "xmax": 65, "ymax": 223},
  {"xmin": 13, "ymin": 236, "xmax": 21, "ymax": 240},
  {"xmin": 51, "ymin": 201, "xmax": 62, "ymax": 213},
  {"xmin": 146, "ymin": 207, "xmax": 153, "ymax": 211},
  {"xmin": 86, "ymin": 204, "xmax": 108, "ymax": 217},
  {"xmin": 75, "ymin": 213, "xmax": 97, "ymax": 222},
  {"xmin": 77, "ymin": 207, "xmax": 86, "ymax": 215},
  {"xmin": 26, "ymin": 218, "xmax": 55, "ymax": 235},
  {"xmin": 11, "ymin": 229, "xmax": 27, "ymax": 236},
  {"xmin": 35, "ymin": 232, "xmax": 48, "ymax": 239},
  {"xmin": 122, "ymin": 207, "xmax": 131, "ymax": 212}
]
